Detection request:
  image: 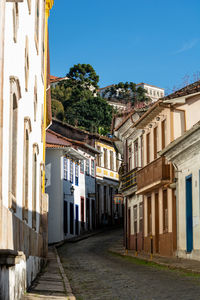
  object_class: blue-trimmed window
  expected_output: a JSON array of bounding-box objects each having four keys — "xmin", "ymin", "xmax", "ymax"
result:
[
  {"xmin": 86, "ymin": 159, "xmax": 90, "ymax": 175},
  {"xmin": 70, "ymin": 160, "xmax": 73, "ymax": 183},
  {"xmin": 75, "ymin": 164, "xmax": 79, "ymax": 186},
  {"xmin": 91, "ymin": 160, "xmax": 95, "ymax": 177},
  {"xmin": 63, "ymin": 157, "xmax": 68, "ymax": 180},
  {"xmin": 80, "ymin": 160, "xmax": 84, "ymax": 173}
]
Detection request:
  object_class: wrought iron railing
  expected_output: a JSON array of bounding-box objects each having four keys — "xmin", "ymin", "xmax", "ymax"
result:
[{"xmin": 121, "ymin": 167, "xmax": 138, "ymax": 192}]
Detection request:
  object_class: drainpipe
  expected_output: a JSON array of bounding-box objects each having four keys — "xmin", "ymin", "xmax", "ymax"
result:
[{"xmin": 42, "ymin": 0, "xmax": 54, "ymax": 193}]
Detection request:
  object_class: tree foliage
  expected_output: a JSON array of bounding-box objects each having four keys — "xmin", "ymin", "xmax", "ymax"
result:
[
  {"xmin": 51, "ymin": 99, "xmax": 65, "ymax": 121},
  {"xmin": 51, "ymin": 64, "xmax": 112, "ymax": 134},
  {"xmin": 102, "ymin": 81, "xmax": 149, "ymax": 106}
]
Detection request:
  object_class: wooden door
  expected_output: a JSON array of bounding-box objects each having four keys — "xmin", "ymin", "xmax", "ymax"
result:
[{"xmin": 155, "ymin": 193, "xmax": 159, "ymax": 253}]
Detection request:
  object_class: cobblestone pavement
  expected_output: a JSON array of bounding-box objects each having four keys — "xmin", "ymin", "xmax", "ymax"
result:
[{"xmin": 58, "ymin": 228, "xmax": 200, "ymax": 300}]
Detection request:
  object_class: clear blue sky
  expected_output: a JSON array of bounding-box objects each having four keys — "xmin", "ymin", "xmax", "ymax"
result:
[{"xmin": 49, "ymin": 0, "xmax": 200, "ymax": 93}]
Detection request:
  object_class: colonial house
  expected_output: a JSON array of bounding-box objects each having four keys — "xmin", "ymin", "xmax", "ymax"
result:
[
  {"xmin": 0, "ymin": 0, "xmax": 54, "ymax": 299},
  {"xmin": 135, "ymin": 80, "xmax": 200, "ymax": 257},
  {"xmin": 113, "ymin": 109, "xmax": 146, "ymax": 251},
  {"xmin": 95, "ymin": 136, "xmax": 122, "ymax": 227},
  {"xmin": 160, "ymin": 121, "xmax": 200, "ymax": 261},
  {"xmin": 46, "ymin": 129, "xmax": 99, "ymax": 244}
]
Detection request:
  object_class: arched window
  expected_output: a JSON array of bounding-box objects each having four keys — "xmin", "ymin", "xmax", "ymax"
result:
[
  {"xmin": 9, "ymin": 77, "xmax": 21, "ymax": 211},
  {"xmin": 35, "ymin": 0, "xmax": 40, "ymax": 54},
  {"xmin": 25, "ymin": 36, "xmax": 29, "ymax": 91},
  {"xmin": 34, "ymin": 76, "xmax": 38, "ymax": 121},
  {"xmin": 27, "ymin": 0, "xmax": 31, "ymax": 14},
  {"xmin": 22, "ymin": 117, "xmax": 32, "ymax": 221},
  {"xmin": 13, "ymin": 3, "xmax": 19, "ymax": 43},
  {"xmin": 32, "ymin": 143, "xmax": 39, "ymax": 230}
]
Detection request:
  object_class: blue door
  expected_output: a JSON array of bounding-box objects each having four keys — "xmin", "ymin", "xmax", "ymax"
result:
[
  {"xmin": 186, "ymin": 175, "xmax": 193, "ymax": 253},
  {"xmin": 75, "ymin": 205, "xmax": 79, "ymax": 235}
]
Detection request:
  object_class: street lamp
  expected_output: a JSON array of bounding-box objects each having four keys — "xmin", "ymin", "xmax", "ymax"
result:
[{"xmin": 64, "ymin": 186, "xmax": 75, "ymax": 198}]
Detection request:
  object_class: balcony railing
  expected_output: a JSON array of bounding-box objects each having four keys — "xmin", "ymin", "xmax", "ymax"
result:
[
  {"xmin": 121, "ymin": 167, "xmax": 138, "ymax": 192},
  {"xmin": 137, "ymin": 156, "xmax": 170, "ymax": 192}
]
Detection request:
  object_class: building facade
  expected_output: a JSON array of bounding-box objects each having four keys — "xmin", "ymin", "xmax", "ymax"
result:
[
  {"xmin": 135, "ymin": 81, "xmax": 200, "ymax": 256},
  {"xmin": 114, "ymin": 110, "xmax": 145, "ymax": 251},
  {"xmin": 46, "ymin": 129, "xmax": 98, "ymax": 244},
  {"xmin": 161, "ymin": 122, "xmax": 200, "ymax": 261},
  {"xmin": 0, "ymin": 1, "xmax": 54, "ymax": 299},
  {"xmin": 95, "ymin": 137, "xmax": 122, "ymax": 226}
]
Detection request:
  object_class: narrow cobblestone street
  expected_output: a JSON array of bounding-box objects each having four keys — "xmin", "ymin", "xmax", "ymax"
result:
[{"xmin": 58, "ymin": 228, "xmax": 200, "ymax": 300}]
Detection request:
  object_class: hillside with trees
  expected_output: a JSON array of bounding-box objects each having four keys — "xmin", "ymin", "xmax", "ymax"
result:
[{"xmin": 51, "ymin": 64, "xmax": 149, "ymax": 135}]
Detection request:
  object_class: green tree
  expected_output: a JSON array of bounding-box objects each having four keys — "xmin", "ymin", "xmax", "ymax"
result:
[
  {"xmin": 51, "ymin": 64, "xmax": 113, "ymax": 135},
  {"xmin": 51, "ymin": 99, "xmax": 65, "ymax": 121},
  {"xmin": 67, "ymin": 63, "xmax": 99, "ymax": 90},
  {"xmin": 102, "ymin": 81, "xmax": 149, "ymax": 106}
]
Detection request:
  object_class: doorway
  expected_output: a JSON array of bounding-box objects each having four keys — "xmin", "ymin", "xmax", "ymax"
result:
[{"xmin": 186, "ymin": 175, "xmax": 193, "ymax": 253}]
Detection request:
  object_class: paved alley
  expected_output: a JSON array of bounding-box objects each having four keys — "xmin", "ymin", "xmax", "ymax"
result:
[{"xmin": 58, "ymin": 228, "xmax": 200, "ymax": 300}]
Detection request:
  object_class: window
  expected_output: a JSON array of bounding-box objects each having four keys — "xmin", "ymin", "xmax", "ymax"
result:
[
  {"xmin": 32, "ymin": 143, "xmax": 39, "ymax": 230},
  {"xmin": 104, "ymin": 148, "xmax": 108, "ymax": 169},
  {"xmin": 116, "ymin": 153, "xmax": 119, "ymax": 171},
  {"xmin": 27, "ymin": 0, "xmax": 31, "ymax": 14},
  {"xmin": 80, "ymin": 160, "xmax": 84, "ymax": 173},
  {"xmin": 75, "ymin": 163, "xmax": 79, "ymax": 186},
  {"xmin": 128, "ymin": 145, "xmax": 132, "ymax": 171},
  {"xmin": 13, "ymin": 3, "xmax": 19, "ymax": 43},
  {"xmin": 22, "ymin": 117, "xmax": 32, "ymax": 221},
  {"xmin": 146, "ymin": 133, "xmax": 150, "ymax": 164},
  {"xmin": 147, "ymin": 196, "xmax": 152, "ymax": 235},
  {"xmin": 163, "ymin": 190, "xmax": 168, "ymax": 232},
  {"xmin": 140, "ymin": 135, "xmax": 143, "ymax": 168},
  {"xmin": 8, "ymin": 77, "xmax": 21, "ymax": 212},
  {"xmin": 110, "ymin": 151, "xmax": 114, "ymax": 170},
  {"xmin": 91, "ymin": 160, "xmax": 95, "ymax": 177},
  {"xmin": 97, "ymin": 146, "xmax": 101, "ymax": 166},
  {"xmin": 25, "ymin": 36, "xmax": 29, "ymax": 91},
  {"xmin": 35, "ymin": 0, "xmax": 40, "ymax": 54},
  {"xmin": 162, "ymin": 120, "xmax": 166, "ymax": 149},
  {"xmin": 34, "ymin": 76, "xmax": 38, "ymax": 121},
  {"xmin": 70, "ymin": 160, "xmax": 73, "ymax": 183},
  {"xmin": 154, "ymin": 127, "xmax": 157, "ymax": 159},
  {"xmin": 63, "ymin": 157, "xmax": 68, "ymax": 180},
  {"xmin": 86, "ymin": 159, "xmax": 90, "ymax": 175},
  {"xmin": 134, "ymin": 140, "xmax": 138, "ymax": 169},
  {"xmin": 41, "ymin": 0, "xmax": 45, "ymax": 80}
]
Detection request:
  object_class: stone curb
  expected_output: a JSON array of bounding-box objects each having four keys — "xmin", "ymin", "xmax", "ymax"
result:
[
  {"xmin": 109, "ymin": 248, "xmax": 200, "ymax": 276},
  {"xmin": 54, "ymin": 246, "xmax": 76, "ymax": 300}
]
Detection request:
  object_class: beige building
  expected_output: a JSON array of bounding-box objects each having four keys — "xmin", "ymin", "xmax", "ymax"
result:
[{"xmin": 136, "ymin": 80, "xmax": 200, "ymax": 256}]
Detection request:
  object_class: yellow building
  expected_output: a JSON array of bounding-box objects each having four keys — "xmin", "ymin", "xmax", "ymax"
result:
[{"xmin": 95, "ymin": 136, "xmax": 123, "ymax": 226}]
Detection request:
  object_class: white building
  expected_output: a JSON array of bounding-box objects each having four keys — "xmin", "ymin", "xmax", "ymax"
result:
[
  {"xmin": 136, "ymin": 83, "xmax": 164, "ymax": 102},
  {"xmin": 160, "ymin": 121, "xmax": 200, "ymax": 261},
  {"xmin": 0, "ymin": 0, "xmax": 53, "ymax": 299},
  {"xmin": 46, "ymin": 129, "xmax": 99, "ymax": 244}
]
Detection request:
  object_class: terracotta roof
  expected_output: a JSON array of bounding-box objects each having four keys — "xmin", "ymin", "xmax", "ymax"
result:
[
  {"xmin": 98, "ymin": 85, "xmax": 115, "ymax": 91},
  {"xmin": 46, "ymin": 143, "xmax": 70, "ymax": 149},
  {"xmin": 162, "ymin": 80, "xmax": 200, "ymax": 101},
  {"xmin": 50, "ymin": 75, "xmax": 68, "ymax": 83},
  {"xmin": 46, "ymin": 129, "xmax": 100, "ymax": 154},
  {"xmin": 46, "ymin": 130, "xmax": 72, "ymax": 147}
]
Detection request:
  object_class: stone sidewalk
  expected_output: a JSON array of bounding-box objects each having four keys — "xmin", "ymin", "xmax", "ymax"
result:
[
  {"xmin": 109, "ymin": 238, "xmax": 200, "ymax": 275},
  {"xmin": 22, "ymin": 247, "xmax": 75, "ymax": 300}
]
